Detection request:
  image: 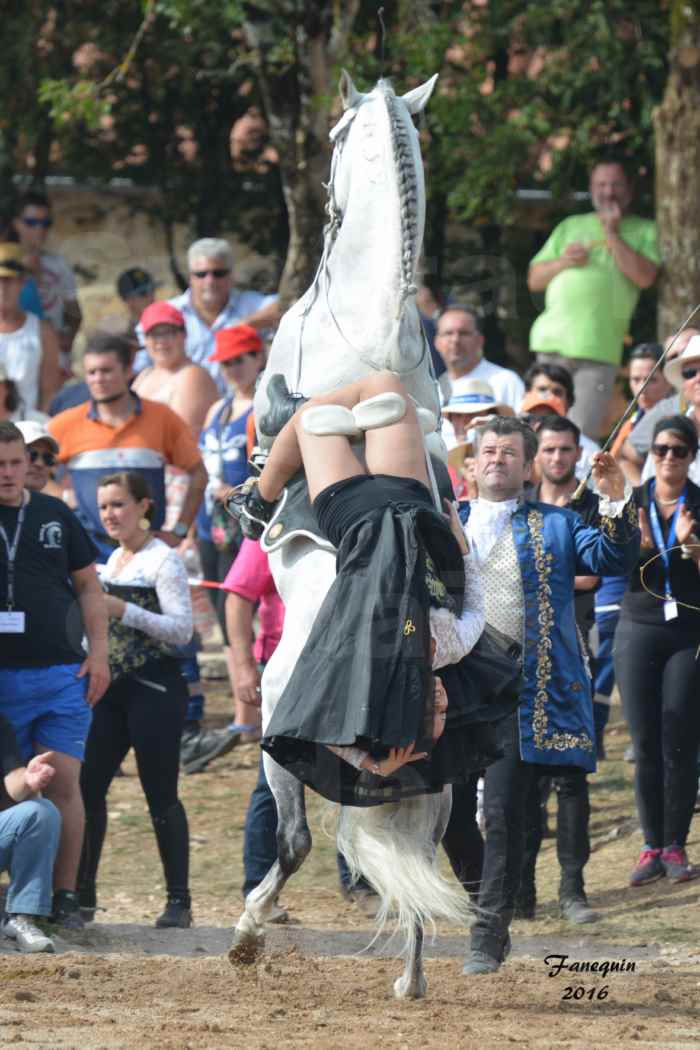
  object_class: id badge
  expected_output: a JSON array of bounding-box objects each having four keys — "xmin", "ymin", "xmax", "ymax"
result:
[
  {"xmin": 0, "ymin": 611, "xmax": 26, "ymax": 633},
  {"xmin": 663, "ymin": 600, "xmax": 679, "ymax": 622}
]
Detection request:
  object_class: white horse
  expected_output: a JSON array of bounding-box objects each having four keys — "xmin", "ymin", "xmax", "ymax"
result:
[{"xmin": 229, "ymin": 73, "xmax": 471, "ymax": 999}]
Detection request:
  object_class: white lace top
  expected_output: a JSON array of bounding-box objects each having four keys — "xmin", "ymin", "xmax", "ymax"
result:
[
  {"xmin": 429, "ymin": 552, "xmax": 485, "ymax": 669},
  {"xmin": 101, "ymin": 538, "xmax": 193, "ymax": 647}
]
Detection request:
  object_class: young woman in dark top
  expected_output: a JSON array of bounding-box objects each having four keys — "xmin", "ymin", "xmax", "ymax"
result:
[
  {"xmin": 78, "ymin": 472, "xmax": 194, "ymax": 928},
  {"xmin": 615, "ymin": 415, "xmax": 700, "ymax": 887}
]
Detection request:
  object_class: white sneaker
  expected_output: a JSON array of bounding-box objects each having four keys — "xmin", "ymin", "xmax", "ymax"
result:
[
  {"xmin": 301, "ymin": 405, "xmax": 361, "ymax": 438},
  {"xmin": 2, "ymin": 914, "xmax": 55, "ymax": 953},
  {"xmin": 352, "ymin": 392, "xmax": 406, "ymax": 431}
]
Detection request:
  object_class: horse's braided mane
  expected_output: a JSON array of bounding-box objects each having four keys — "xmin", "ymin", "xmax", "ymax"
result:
[{"xmin": 381, "ymin": 80, "xmax": 419, "ymax": 301}]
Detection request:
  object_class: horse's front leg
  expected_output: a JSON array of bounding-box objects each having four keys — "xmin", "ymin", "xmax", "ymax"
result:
[
  {"xmin": 393, "ymin": 788, "xmax": 452, "ymax": 999},
  {"xmin": 228, "ymin": 756, "xmax": 311, "ymax": 966},
  {"xmin": 394, "ymin": 923, "xmax": 427, "ymax": 999}
]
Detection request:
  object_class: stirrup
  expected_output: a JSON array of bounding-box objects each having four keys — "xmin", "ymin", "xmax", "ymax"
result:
[
  {"xmin": 352, "ymin": 392, "xmax": 406, "ymax": 431},
  {"xmin": 301, "ymin": 405, "xmax": 361, "ymax": 438}
]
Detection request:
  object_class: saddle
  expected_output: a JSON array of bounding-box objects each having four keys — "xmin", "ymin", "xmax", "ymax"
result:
[{"xmin": 260, "ymin": 457, "xmax": 455, "ymax": 555}]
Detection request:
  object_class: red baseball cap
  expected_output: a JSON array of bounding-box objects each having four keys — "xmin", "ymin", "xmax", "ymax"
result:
[
  {"xmin": 141, "ymin": 301, "xmax": 185, "ymax": 334},
  {"xmin": 209, "ymin": 324, "xmax": 263, "ymax": 363}
]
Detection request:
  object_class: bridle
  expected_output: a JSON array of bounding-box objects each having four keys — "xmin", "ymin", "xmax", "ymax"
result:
[{"xmin": 289, "ymin": 100, "xmax": 432, "ymax": 393}]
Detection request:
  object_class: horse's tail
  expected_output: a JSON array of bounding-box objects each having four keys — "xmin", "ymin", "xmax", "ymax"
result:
[{"xmin": 336, "ymin": 792, "xmax": 473, "ymax": 957}]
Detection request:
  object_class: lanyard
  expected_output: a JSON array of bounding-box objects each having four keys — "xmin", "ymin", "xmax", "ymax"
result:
[
  {"xmin": 0, "ymin": 494, "xmax": 27, "ymax": 611},
  {"xmin": 648, "ymin": 481, "xmax": 686, "ymax": 600}
]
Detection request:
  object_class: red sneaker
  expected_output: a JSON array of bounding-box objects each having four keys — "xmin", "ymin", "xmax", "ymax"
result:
[
  {"xmin": 660, "ymin": 846, "xmax": 698, "ymax": 884},
  {"xmin": 629, "ymin": 847, "xmax": 663, "ymax": 887}
]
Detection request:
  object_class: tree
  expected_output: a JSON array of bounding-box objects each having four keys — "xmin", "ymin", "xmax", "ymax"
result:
[{"xmin": 654, "ymin": 1, "xmax": 700, "ymax": 336}]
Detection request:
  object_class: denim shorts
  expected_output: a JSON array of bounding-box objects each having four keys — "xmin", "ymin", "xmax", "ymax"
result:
[{"xmin": 0, "ymin": 664, "xmax": 91, "ymax": 761}]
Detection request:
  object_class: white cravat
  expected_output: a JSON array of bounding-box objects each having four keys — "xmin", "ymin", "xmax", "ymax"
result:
[{"xmin": 465, "ymin": 497, "xmax": 520, "ymax": 564}]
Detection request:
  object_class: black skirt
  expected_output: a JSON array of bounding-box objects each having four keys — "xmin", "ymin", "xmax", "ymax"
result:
[{"xmin": 262, "ymin": 475, "xmax": 521, "ymax": 806}]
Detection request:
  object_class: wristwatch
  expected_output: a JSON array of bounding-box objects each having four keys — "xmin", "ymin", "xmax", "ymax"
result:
[{"xmin": 171, "ymin": 521, "xmax": 189, "ymax": 539}]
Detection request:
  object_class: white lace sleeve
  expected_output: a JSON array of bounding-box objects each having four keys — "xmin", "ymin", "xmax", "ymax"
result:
[
  {"xmin": 430, "ymin": 553, "xmax": 485, "ymax": 669},
  {"xmin": 326, "ymin": 744, "xmax": 369, "ymax": 770},
  {"xmin": 120, "ymin": 551, "xmax": 193, "ymax": 646}
]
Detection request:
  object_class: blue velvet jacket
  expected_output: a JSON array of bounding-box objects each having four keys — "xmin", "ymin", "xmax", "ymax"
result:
[{"xmin": 459, "ymin": 498, "xmax": 640, "ymax": 772}]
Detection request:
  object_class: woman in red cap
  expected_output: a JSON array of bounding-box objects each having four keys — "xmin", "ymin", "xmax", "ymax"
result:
[
  {"xmin": 198, "ymin": 325, "xmax": 266, "ymax": 737},
  {"xmin": 132, "ymin": 301, "xmax": 219, "ymax": 438}
]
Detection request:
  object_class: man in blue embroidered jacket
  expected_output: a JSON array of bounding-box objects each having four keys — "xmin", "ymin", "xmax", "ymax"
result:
[{"xmin": 459, "ymin": 416, "xmax": 639, "ymax": 975}]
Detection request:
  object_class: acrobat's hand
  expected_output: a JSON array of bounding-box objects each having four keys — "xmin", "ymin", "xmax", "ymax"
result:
[{"xmin": 369, "ymin": 743, "xmax": 427, "ymax": 777}]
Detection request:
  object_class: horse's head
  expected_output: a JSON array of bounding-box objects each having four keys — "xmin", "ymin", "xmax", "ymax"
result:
[{"xmin": 328, "ymin": 72, "xmax": 438, "ymax": 300}]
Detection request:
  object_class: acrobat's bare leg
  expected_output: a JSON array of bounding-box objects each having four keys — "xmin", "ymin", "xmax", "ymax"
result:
[
  {"xmin": 257, "ymin": 371, "xmax": 429, "ymax": 505},
  {"xmin": 228, "ymin": 756, "xmax": 311, "ymax": 965}
]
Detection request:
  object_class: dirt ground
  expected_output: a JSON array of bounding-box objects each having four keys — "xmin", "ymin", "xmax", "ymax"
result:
[{"xmin": 1, "ymin": 668, "xmax": 699, "ymax": 1049}]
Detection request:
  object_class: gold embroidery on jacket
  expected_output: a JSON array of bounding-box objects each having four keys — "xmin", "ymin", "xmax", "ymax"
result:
[{"xmin": 527, "ymin": 509, "xmax": 593, "ymax": 753}]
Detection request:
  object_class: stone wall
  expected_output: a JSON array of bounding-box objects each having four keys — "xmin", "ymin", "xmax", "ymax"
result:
[{"xmin": 44, "ymin": 183, "xmax": 277, "ymax": 359}]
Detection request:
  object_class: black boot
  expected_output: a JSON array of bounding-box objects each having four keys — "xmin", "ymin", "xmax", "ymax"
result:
[
  {"xmin": 225, "ymin": 478, "xmax": 277, "ymax": 540},
  {"xmin": 151, "ymin": 802, "xmax": 191, "ymax": 928},
  {"xmin": 77, "ymin": 804, "xmax": 107, "ymax": 922},
  {"xmin": 258, "ymin": 374, "xmax": 308, "ymax": 437},
  {"xmin": 155, "ymin": 895, "xmax": 193, "ymax": 929}
]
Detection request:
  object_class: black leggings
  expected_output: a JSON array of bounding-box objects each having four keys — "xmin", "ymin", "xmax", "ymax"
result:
[
  {"xmin": 79, "ymin": 662, "xmax": 190, "ymax": 901},
  {"xmin": 614, "ymin": 618, "xmax": 700, "ymax": 849}
]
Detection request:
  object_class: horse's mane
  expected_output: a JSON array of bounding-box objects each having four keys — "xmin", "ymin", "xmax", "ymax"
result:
[{"xmin": 379, "ymin": 79, "xmax": 420, "ymax": 302}]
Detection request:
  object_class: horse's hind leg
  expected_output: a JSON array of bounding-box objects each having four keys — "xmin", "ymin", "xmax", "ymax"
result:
[
  {"xmin": 394, "ymin": 923, "xmax": 427, "ymax": 999},
  {"xmin": 229, "ymin": 757, "xmax": 311, "ymax": 966}
]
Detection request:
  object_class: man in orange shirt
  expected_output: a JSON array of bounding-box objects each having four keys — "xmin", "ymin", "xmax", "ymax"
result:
[{"xmin": 49, "ymin": 332, "xmax": 207, "ymax": 560}]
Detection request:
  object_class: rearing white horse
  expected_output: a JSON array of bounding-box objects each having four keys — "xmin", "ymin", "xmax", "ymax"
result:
[{"xmin": 229, "ymin": 72, "xmax": 470, "ymax": 1000}]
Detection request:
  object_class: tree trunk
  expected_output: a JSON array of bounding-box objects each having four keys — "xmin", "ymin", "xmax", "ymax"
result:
[
  {"xmin": 244, "ymin": 2, "xmax": 360, "ymax": 307},
  {"xmin": 654, "ymin": 2, "xmax": 700, "ymax": 336}
]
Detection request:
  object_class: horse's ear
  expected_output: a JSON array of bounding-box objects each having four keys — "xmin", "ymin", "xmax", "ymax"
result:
[
  {"xmin": 339, "ymin": 69, "xmax": 362, "ymax": 111},
  {"xmin": 401, "ymin": 73, "xmax": 439, "ymax": 115}
]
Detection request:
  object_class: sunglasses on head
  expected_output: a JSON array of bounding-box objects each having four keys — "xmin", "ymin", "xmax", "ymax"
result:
[
  {"xmin": 681, "ymin": 366, "xmax": 700, "ymax": 381},
  {"xmin": 191, "ymin": 268, "xmax": 230, "ymax": 279},
  {"xmin": 21, "ymin": 217, "xmax": 53, "ymax": 229},
  {"xmin": 651, "ymin": 443, "xmax": 691, "ymax": 460},
  {"xmin": 29, "ymin": 449, "xmax": 56, "ymax": 467}
]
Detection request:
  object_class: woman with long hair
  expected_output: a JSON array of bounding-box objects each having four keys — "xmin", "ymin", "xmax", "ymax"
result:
[
  {"xmin": 78, "ymin": 472, "xmax": 194, "ymax": 926},
  {"xmin": 615, "ymin": 415, "xmax": 700, "ymax": 886}
]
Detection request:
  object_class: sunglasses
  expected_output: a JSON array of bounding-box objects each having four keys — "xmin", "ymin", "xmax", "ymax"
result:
[
  {"xmin": 651, "ymin": 443, "xmax": 691, "ymax": 460},
  {"xmin": 191, "ymin": 268, "xmax": 230, "ymax": 279},
  {"xmin": 29, "ymin": 449, "xmax": 56, "ymax": 467},
  {"xmin": 21, "ymin": 217, "xmax": 53, "ymax": 229},
  {"xmin": 681, "ymin": 366, "xmax": 700, "ymax": 381}
]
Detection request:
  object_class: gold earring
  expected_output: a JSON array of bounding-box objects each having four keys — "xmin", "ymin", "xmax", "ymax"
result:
[{"xmin": 138, "ymin": 517, "xmax": 150, "ymax": 531}]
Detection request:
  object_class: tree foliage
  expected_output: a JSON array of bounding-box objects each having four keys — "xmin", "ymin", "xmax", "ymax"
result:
[{"xmin": 0, "ymin": 2, "xmax": 673, "ymax": 307}]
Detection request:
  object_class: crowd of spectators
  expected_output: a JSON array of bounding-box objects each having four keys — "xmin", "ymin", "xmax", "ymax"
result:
[{"xmin": 1, "ymin": 151, "xmax": 699, "ymax": 956}]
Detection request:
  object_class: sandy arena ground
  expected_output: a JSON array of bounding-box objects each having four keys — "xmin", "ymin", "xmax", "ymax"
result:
[{"xmin": 1, "ymin": 677, "xmax": 699, "ymax": 1048}]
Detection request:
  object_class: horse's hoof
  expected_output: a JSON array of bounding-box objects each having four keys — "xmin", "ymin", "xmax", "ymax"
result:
[
  {"xmin": 228, "ymin": 928, "xmax": 265, "ymax": 966},
  {"xmin": 393, "ymin": 973, "xmax": 427, "ymax": 999}
]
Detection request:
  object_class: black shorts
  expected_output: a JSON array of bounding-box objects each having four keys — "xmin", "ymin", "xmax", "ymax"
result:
[{"xmin": 313, "ymin": 474, "xmax": 434, "ymax": 549}]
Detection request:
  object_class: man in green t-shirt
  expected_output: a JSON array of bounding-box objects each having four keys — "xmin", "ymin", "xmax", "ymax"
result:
[{"xmin": 528, "ymin": 160, "xmax": 661, "ymax": 437}]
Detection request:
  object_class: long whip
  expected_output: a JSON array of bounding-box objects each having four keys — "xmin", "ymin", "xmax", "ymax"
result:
[{"xmin": 571, "ymin": 302, "xmax": 700, "ymax": 500}]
